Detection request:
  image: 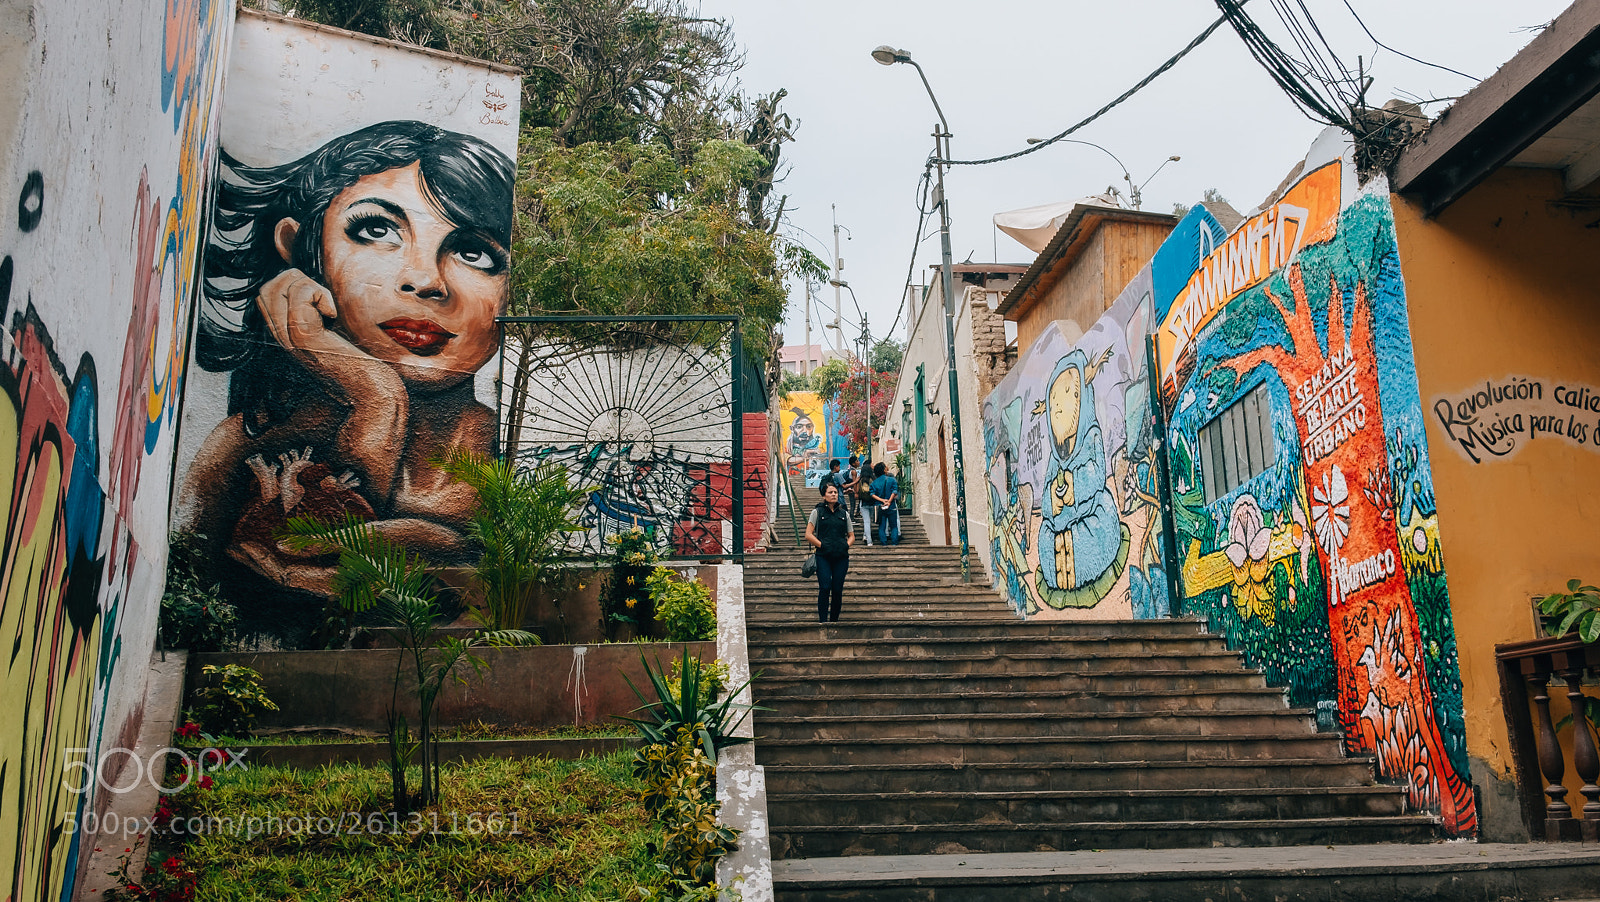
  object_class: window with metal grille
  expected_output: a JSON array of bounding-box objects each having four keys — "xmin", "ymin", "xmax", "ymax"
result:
[{"xmin": 1199, "ymin": 382, "xmax": 1275, "ymax": 504}]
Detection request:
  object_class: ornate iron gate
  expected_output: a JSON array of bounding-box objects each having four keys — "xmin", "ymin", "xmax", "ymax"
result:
[{"xmin": 496, "ymin": 316, "xmax": 743, "ymax": 560}]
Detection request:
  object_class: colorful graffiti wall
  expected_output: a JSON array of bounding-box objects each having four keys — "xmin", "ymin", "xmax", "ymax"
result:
[
  {"xmin": 981, "ymin": 207, "xmax": 1232, "ymax": 621},
  {"xmin": 173, "ymin": 11, "xmax": 520, "ymax": 644},
  {"xmin": 0, "ymin": 1, "xmax": 233, "ymax": 899},
  {"xmin": 1154, "ymin": 159, "xmax": 1475, "ymax": 835}
]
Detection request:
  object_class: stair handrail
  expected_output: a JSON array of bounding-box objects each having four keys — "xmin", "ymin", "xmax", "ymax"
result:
[{"xmin": 773, "ymin": 450, "xmax": 803, "ymax": 547}]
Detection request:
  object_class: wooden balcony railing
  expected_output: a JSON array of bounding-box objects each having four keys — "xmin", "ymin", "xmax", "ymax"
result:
[{"xmin": 1496, "ymin": 634, "xmax": 1600, "ymax": 842}]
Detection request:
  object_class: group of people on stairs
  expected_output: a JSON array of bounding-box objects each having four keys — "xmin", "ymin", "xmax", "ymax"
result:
[{"xmin": 804, "ymin": 455, "xmax": 901, "ymax": 623}]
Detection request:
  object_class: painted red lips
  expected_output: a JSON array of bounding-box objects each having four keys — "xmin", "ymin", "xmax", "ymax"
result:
[{"xmin": 379, "ymin": 318, "xmax": 456, "ymax": 356}]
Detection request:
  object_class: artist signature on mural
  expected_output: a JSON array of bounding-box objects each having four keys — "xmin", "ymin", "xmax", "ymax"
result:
[
  {"xmin": 480, "ymin": 83, "xmax": 510, "ymax": 126},
  {"xmin": 1432, "ymin": 375, "xmax": 1600, "ymax": 463}
]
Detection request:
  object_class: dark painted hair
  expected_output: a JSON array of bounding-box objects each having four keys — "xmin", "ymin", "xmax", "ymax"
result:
[{"xmin": 198, "ymin": 120, "xmax": 514, "ymax": 434}]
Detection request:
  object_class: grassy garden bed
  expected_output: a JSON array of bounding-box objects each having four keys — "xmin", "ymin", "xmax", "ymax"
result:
[{"xmin": 138, "ymin": 751, "xmax": 658, "ymax": 901}]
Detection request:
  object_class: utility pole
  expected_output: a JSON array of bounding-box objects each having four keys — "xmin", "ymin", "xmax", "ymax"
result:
[
  {"xmin": 803, "ymin": 279, "xmax": 813, "ymax": 377},
  {"xmin": 932, "ymin": 126, "xmax": 972, "ymax": 583},
  {"xmin": 832, "ymin": 205, "xmax": 846, "ymax": 337},
  {"xmin": 872, "ymin": 44, "xmax": 971, "ymax": 582}
]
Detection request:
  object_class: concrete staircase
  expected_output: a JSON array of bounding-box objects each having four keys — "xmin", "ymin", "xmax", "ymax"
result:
[{"xmin": 742, "ymin": 521, "xmax": 1452, "ymax": 898}]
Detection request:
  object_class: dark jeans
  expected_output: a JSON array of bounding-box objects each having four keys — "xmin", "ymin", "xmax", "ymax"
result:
[
  {"xmin": 816, "ymin": 553, "xmax": 848, "ymax": 622},
  {"xmin": 877, "ymin": 505, "xmax": 901, "ymax": 545}
]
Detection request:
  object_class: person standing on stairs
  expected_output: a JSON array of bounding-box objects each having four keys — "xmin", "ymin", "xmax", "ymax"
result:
[
  {"xmin": 805, "ymin": 482, "xmax": 854, "ymax": 623},
  {"xmin": 870, "ymin": 461, "xmax": 901, "ymax": 545}
]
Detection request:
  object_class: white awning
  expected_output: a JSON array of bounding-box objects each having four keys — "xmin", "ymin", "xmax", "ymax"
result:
[{"xmin": 993, "ymin": 195, "xmax": 1121, "ymax": 253}]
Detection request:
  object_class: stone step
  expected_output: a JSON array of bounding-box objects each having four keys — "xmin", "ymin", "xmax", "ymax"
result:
[
  {"xmin": 760, "ymin": 758, "xmax": 1385, "ymax": 794},
  {"xmin": 768, "ymin": 816, "xmax": 1443, "ymax": 859},
  {"xmin": 769, "ymin": 843, "xmax": 1600, "ymax": 902},
  {"xmin": 743, "ymin": 593, "xmax": 1005, "ymax": 606},
  {"xmin": 753, "ymin": 733, "xmax": 1348, "ymax": 767},
  {"xmin": 748, "ymin": 635, "xmax": 1229, "ymax": 660},
  {"xmin": 757, "ymin": 687, "xmax": 1293, "ymax": 717},
  {"xmin": 747, "ymin": 619, "xmax": 1211, "ymax": 641},
  {"xmin": 751, "ymin": 650, "xmax": 1246, "ymax": 678},
  {"xmin": 766, "ymin": 786, "xmax": 1411, "ymax": 828},
  {"xmin": 745, "ymin": 578, "xmax": 991, "ymax": 591},
  {"xmin": 749, "ymin": 548, "xmax": 966, "ymax": 561},
  {"xmin": 752, "ymin": 669, "xmax": 1271, "ymax": 698},
  {"xmin": 757, "ymin": 709, "xmax": 1316, "ymax": 741}
]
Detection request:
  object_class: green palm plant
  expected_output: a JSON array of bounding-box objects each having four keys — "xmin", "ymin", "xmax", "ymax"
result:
[
  {"xmin": 437, "ymin": 449, "xmax": 591, "ymax": 640},
  {"xmin": 281, "ymin": 514, "xmax": 535, "ymax": 814}
]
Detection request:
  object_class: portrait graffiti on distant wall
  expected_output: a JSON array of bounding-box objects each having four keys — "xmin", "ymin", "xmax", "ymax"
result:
[
  {"xmin": 1154, "ymin": 161, "xmax": 1476, "ymax": 836},
  {"xmin": 176, "ymin": 121, "xmax": 514, "ymax": 606}
]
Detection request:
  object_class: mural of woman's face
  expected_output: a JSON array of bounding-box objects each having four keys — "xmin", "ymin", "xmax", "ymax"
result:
[
  {"xmin": 1049, "ymin": 366, "xmax": 1083, "ymax": 451},
  {"xmin": 281, "ymin": 162, "xmax": 506, "ymax": 389}
]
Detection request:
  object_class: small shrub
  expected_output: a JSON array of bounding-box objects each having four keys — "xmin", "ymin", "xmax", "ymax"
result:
[
  {"xmin": 602, "ymin": 527, "xmax": 660, "ymax": 639},
  {"xmin": 101, "ymin": 836, "xmax": 197, "ymax": 902},
  {"xmin": 648, "ymin": 567, "xmax": 716, "ymax": 641},
  {"xmin": 159, "ymin": 533, "xmax": 236, "ymax": 652},
  {"xmin": 190, "ymin": 664, "xmax": 278, "ymax": 737},
  {"xmin": 635, "ymin": 725, "xmax": 739, "ymax": 896}
]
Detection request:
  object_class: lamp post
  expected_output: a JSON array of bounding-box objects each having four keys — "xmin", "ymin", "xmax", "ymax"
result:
[
  {"xmin": 873, "ymin": 44, "xmax": 971, "ymax": 582},
  {"xmin": 1025, "ymin": 137, "xmax": 1181, "ymax": 211}
]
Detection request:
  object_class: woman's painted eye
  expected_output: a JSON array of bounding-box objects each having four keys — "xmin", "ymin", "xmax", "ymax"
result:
[
  {"xmin": 453, "ymin": 247, "xmax": 496, "ymax": 270},
  {"xmin": 448, "ymin": 236, "xmax": 507, "ymax": 274},
  {"xmin": 347, "ymin": 214, "xmax": 401, "ymax": 246}
]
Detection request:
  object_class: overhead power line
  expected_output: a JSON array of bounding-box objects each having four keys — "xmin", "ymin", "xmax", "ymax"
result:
[
  {"xmin": 936, "ymin": 13, "xmax": 1232, "ymax": 167},
  {"xmin": 1339, "ymin": 0, "xmax": 1477, "ymax": 82}
]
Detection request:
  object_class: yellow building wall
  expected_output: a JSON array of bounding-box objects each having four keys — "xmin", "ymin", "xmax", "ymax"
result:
[{"xmin": 1393, "ymin": 168, "xmax": 1600, "ymax": 798}]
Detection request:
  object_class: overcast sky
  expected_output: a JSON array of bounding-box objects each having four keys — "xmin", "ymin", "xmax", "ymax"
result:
[{"xmin": 696, "ymin": 0, "xmax": 1572, "ymax": 353}]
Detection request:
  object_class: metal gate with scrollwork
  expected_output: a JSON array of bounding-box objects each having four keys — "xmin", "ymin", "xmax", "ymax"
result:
[{"xmin": 495, "ymin": 316, "xmax": 743, "ymax": 560}]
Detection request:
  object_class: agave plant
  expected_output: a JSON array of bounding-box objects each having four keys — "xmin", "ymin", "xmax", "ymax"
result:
[
  {"xmin": 618, "ymin": 647, "xmax": 759, "ymax": 764},
  {"xmin": 436, "ymin": 449, "xmax": 590, "ymax": 639},
  {"xmin": 281, "ymin": 514, "xmax": 535, "ymax": 812}
]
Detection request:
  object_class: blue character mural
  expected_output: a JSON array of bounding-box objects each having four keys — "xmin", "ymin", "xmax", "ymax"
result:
[{"xmin": 1034, "ymin": 348, "xmax": 1128, "ymax": 605}]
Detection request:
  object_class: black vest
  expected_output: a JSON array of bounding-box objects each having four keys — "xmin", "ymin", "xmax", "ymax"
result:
[{"xmin": 814, "ymin": 503, "xmax": 850, "ymax": 558}]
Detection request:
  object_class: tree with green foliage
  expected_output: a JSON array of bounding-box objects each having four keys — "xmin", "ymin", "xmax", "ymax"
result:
[
  {"xmin": 512, "ymin": 131, "xmax": 788, "ymax": 325},
  {"xmin": 870, "ymin": 338, "xmax": 904, "ymax": 376},
  {"xmin": 809, "ymin": 358, "xmax": 850, "ymax": 403}
]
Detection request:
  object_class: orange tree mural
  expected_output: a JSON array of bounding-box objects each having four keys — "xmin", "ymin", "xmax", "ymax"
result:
[{"xmin": 1156, "ymin": 184, "xmax": 1475, "ymax": 836}]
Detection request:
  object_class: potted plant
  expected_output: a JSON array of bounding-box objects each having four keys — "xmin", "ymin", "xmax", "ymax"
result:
[
  {"xmin": 1537, "ymin": 578, "xmax": 1600, "ymax": 643},
  {"xmin": 437, "ymin": 450, "xmax": 589, "ymax": 641}
]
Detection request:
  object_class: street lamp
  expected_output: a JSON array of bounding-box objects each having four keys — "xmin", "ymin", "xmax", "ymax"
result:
[
  {"xmin": 1025, "ymin": 138, "xmax": 1181, "ymax": 211},
  {"xmin": 873, "ymin": 44, "xmax": 971, "ymax": 582}
]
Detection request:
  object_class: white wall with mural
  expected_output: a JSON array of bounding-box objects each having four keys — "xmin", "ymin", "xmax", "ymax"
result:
[
  {"xmin": 0, "ymin": 1, "xmax": 233, "ymax": 899},
  {"xmin": 173, "ymin": 10, "xmax": 520, "ymax": 645}
]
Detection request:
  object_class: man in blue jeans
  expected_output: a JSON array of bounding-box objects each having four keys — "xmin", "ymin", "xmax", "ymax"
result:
[{"xmin": 869, "ymin": 462, "xmax": 901, "ymax": 545}]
